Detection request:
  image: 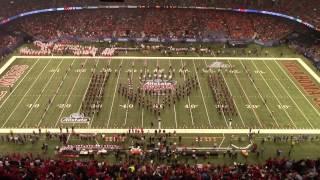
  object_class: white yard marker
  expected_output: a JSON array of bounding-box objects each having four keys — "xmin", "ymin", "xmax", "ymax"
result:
[
  {"xmin": 226, "ymin": 60, "xmax": 263, "ymax": 128},
  {"xmin": 203, "ymin": 59, "xmax": 228, "ymax": 127},
  {"xmin": 0, "ymin": 58, "xmax": 40, "ymax": 112},
  {"xmin": 54, "ymin": 58, "xmax": 89, "ymax": 127},
  {"xmin": 106, "ymin": 59, "xmax": 123, "ymax": 128},
  {"xmin": 141, "ymin": 59, "xmax": 147, "ymax": 128},
  {"xmin": 217, "ymin": 61, "xmax": 246, "ymax": 128},
  {"xmin": 180, "ymin": 59, "xmax": 194, "ymax": 126},
  {"xmin": 141, "ymin": 109, "xmax": 144, "ymax": 127},
  {"xmin": 274, "ymin": 60, "xmax": 320, "ymax": 117},
  {"xmin": 263, "ymin": 60, "xmax": 314, "ymax": 128},
  {"xmin": 239, "ymin": 60, "xmax": 279, "ymax": 128},
  {"xmin": 89, "ymin": 59, "xmax": 106, "ymax": 128},
  {"xmin": 168, "ymin": 59, "xmax": 178, "ymax": 129},
  {"xmin": 37, "ymin": 59, "xmax": 76, "ymax": 127},
  {"xmin": 1, "ymin": 58, "xmax": 52, "ymax": 128},
  {"xmin": 192, "ymin": 59, "xmax": 212, "ymax": 127},
  {"xmin": 123, "ymin": 60, "xmax": 135, "ymax": 127},
  {"xmin": 251, "ymin": 60, "xmax": 296, "ymax": 128},
  {"xmin": 19, "ymin": 59, "xmax": 64, "ymax": 127}
]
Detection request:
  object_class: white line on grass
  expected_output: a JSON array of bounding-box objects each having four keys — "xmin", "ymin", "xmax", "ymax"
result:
[
  {"xmin": 226, "ymin": 60, "xmax": 263, "ymax": 128},
  {"xmin": 123, "ymin": 59, "xmax": 134, "ymax": 127},
  {"xmin": 14, "ymin": 56, "xmax": 299, "ymax": 61},
  {"xmin": 106, "ymin": 59, "xmax": 123, "ymax": 128},
  {"xmin": 19, "ymin": 59, "xmax": 64, "ymax": 127},
  {"xmin": 297, "ymin": 58, "xmax": 320, "ymax": 84},
  {"xmin": 168, "ymin": 59, "xmax": 178, "ymax": 129},
  {"xmin": 89, "ymin": 59, "xmax": 106, "ymax": 128},
  {"xmin": 179, "ymin": 59, "xmax": 194, "ymax": 126},
  {"xmin": 0, "ymin": 58, "xmax": 41, "ymax": 112},
  {"xmin": 3, "ymin": 128, "xmax": 320, "ymax": 135},
  {"xmin": 141, "ymin": 109, "xmax": 144, "ymax": 127},
  {"xmin": 1, "ymin": 58, "xmax": 52, "ymax": 128},
  {"xmin": 37, "ymin": 59, "xmax": 76, "ymax": 127},
  {"xmin": 251, "ymin": 60, "xmax": 297, "ymax": 128},
  {"xmin": 141, "ymin": 59, "xmax": 147, "ymax": 128},
  {"xmin": 263, "ymin": 60, "xmax": 314, "ymax": 128},
  {"xmin": 54, "ymin": 58, "xmax": 89, "ymax": 127},
  {"xmin": 274, "ymin": 60, "xmax": 320, "ymax": 117},
  {"xmin": 218, "ymin": 61, "xmax": 246, "ymax": 128},
  {"xmin": 203, "ymin": 59, "xmax": 229, "ymax": 127},
  {"xmin": 239, "ymin": 60, "xmax": 280, "ymax": 128},
  {"xmin": 191, "ymin": 59, "xmax": 212, "ymax": 128}
]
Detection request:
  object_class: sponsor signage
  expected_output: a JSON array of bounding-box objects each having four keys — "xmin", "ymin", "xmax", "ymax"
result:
[{"xmin": 61, "ymin": 113, "xmax": 90, "ymax": 123}]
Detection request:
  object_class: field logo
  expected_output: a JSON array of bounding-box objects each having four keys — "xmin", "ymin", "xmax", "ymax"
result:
[
  {"xmin": 61, "ymin": 113, "xmax": 90, "ymax": 123},
  {"xmin": 208, "ymin": 62, "xmax": 231, "ymax": 69},
  {"xmin": 0, "ymin": 91, "xmax": 7, "ymax": 102},
  {"xmin": 142, "ymin": 79, "xmax": 176, "ymax": 92},
  {"xmin": 0, "ymin": 65, "xmax": 29, "ymax": 87}
]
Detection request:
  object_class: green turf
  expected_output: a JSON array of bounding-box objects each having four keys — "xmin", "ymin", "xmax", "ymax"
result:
[{"xmin": 0, "ymin": 56, "xmax": 319, "ymax": 129}]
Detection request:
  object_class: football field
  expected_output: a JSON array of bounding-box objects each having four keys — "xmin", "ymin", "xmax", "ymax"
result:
[{"xmin": 0, "ymin": 56, "xmax": 319, "ymax": 134}]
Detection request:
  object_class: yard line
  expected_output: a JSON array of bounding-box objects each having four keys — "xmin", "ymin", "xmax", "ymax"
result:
[
  {"xmin": 54, "ymin": 58, "xmax": 89, "ymax": 127},
  {"xmin": 173, "ymin": 106, "xmax": 177, "ymax": 128},
  {"xmin": 203, "ymin": 59, "xmax": 229, "ymax": 127},
  {"xmin": 1, "ymin": 58, "xmax": 52, "ymax": 128},
  {"xmin": 37, "ymin": 59, "xmax": 76, "ymax": 127},
  {"xmin": 263, "ymin": 60, "xmax": 314, "ymax": 128},
  {"xmin": 179, "ymin": 59, "xmax": 194, "ymax": 126},
  {"xmin": 226, "ymin": 60, "xmax": 263, "ymax": 128},
  {"xmin": 239, "ymin": 60, "xmax": 279, "ymax": 128},
  {"xmin": 156, "ymin": 59, "xmax": 160, "ymax": 109},
  {"xmin": 141, "ymin": 59, "xmax": 147, "ymax": 128},
  {"xmin": 168, "ymin": 59, "xmax": 178, "ymax": 129},
  {"xmin": 141, "ymin": 109, "xmax": 144, "ymax": 127},
  {"xmin": 106, "ymin": 59, "xmax": 123, "ymax": 128},
  {"xmin": 19, "ymin": 59, "xmax": 64, "ymax": 127},
  {"xmin": 251, "ymin": 60, "xmax": 297, "ymax": 128},
  {"xmin": 124, "ymin": 59, "xmax": 135, "ymax": 127},
  {"xmin": 274, "ymin": 60, "xmax": 320, "ymax": 117},
  {"xmin": 191, "ymin": 59, "xmax": 212, "ymax": 128},
  {"xmin": 0, "ymin": 58, "xmax": 41, "ymax": 111},
  {"xmin": 89, "ymin": 59, "xmax": 107, "ymax": 128},
  {"xmin": 219, "ymin": 64, "xmax": 246, "ymax": 128}
]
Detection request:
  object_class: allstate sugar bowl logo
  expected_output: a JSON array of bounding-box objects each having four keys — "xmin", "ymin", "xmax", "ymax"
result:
[{"xmin": 61, "ymin": 113, "xmax": 90, "ymax": 123}]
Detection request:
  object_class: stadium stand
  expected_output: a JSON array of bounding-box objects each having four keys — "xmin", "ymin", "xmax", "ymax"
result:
[
  {"xmin": 0, "ymin": 0, "xmax": 319, "ymax": 30},
  {"xmin": 5, "ymin": 9, "xmax": 297, "ymax": 41},
  {"xmin": 0, "ymin": 153, "xmax": 319, "ymax": 179}
]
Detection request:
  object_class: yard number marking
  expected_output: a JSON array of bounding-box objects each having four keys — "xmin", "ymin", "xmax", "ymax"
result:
[
  {"xmin": 120, "ymin": 104, "xmax": 134, "ymax": 109},
  {"xmin": 245, "ymin": 104, "xmax": 260, "ymax": 109},
  {"xmin": 27, "ymin": 104, "xmax": 39, "ymax": 109},
  {"xmin": 277, "ymin": 104, "xmax": 290, "ymax": 110},
  {"xmin": 57, "ymin": 104, "xmax": 71, "ymax": 109}
]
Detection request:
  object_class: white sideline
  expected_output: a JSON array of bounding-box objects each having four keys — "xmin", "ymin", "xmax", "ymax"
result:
[
  {"xmin": 297, "ymin": 58, "xmax": 320, "ymax": 84},
  {"xmin": 1, "ymin": 128, "xmax": 320, "ymax": 134},
  {"xmin": 12, "ymin": 56, "xmax": 301, "ymax": 61},
  {"xmin": 0, "ymin": 56, "xmax": 16, "ymax": 75}
]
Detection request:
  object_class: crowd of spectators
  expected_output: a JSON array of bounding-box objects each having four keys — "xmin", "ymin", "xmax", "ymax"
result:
[
  {"xmin": 0, "ymin": 153, "xmax": 319, "ymax": 179},
  {"xmin": 0, "ymin": 0, "xmax": 318, "ymax": 30},
  {"xmin": 0, "ymin": 30, "xmax": 21, "ymax": 58},
  {"xmin": 20, "ymin": 41, "xmax": 100, "ymax": 56},
  {"xmin": 0, "ymin": 35, "xmax": 17, "ymax": 49},
  {"xmin": 6, "ymin": 9, "xmax": 297, "ymax": 42}
]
